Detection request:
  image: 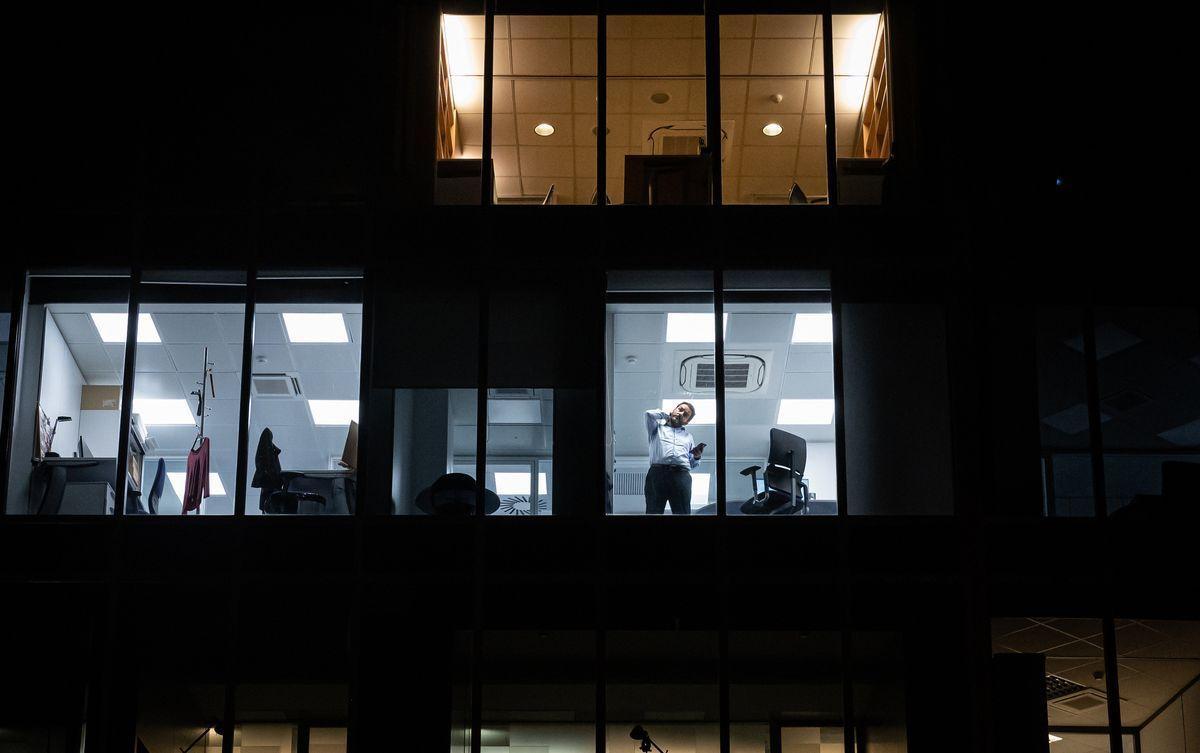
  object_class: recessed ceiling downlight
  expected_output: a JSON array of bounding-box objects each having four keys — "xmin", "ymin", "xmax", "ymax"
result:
[
  {"xmin": 534, "ymin": 122, "xmax": 555, "ymax": 137},
  {"xmin": 762, "ymin": 122, "xmax": 783, "ymax": 137},
  {"xmin": 650, "ymin": 92, "xmax": 671, "ymax": 104}
]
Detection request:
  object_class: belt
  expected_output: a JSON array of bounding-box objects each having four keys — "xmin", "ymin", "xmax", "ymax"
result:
[{"xmin": 650, "ymin": 464, "xmax": 688, "ymax": 472}]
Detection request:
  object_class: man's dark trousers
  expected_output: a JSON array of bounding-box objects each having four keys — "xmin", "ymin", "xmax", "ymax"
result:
[{"xmin": 645, "ymin": 464, "xmax": 692, "ymax": 515}]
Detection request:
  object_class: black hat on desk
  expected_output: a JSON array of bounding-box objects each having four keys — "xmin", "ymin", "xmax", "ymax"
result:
[{"xmin": 415, "ymin": 473, "xmax": 501, "ymax": 516}]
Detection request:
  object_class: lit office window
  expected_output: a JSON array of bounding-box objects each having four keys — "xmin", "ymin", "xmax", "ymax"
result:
[
  {"xmin": 607, "ymin": 14, "xmax": 708, "ymax": 205},
  {"xmin": 719, "ymin": 15, "xmax": 828, "ymax": 204},
  {"xmin": 127, "ymin": 270, "xmax": 246, "ymax": 516},
  {"xmin": 1094, "ymin": 307, "xmax": 1200, "ymax": 518},
  {"xmin": 1035, "ymin": 307, "xmax": 1097, "ymax": 516},
  {"xmin": 722, "ymin": 271, "xmax": 837, "ymax": 515},
  {"xmin": 393, "ymin": 388, "xmax": 480, "ymax": 515},
  {"xmin": 437, "ymin": 9, "xmax": 487, "ymax": 204},
  {"xmin": 483, "ymin": 389, "xmax": 554, "ymax": 514},
  {"xmin": 606, "ymin": 631, "xmax": 718, "ymax": 753},
  {"xmin": 245, "ymin": 274, "xmax": 362, "ymax": 515},
  {"xmin": 234, "ymin": 685, "xmax": 348, "ymax": 753},
  {"xmin": 607, "ymin": 271, "xmax": 716, "ymax": 515},
  {"xmin": 1116, "ymin": 620, "xmax": 1200, "ymax": 749},
  {"xmin": 831, "ymin": 11, "xmax": 891, "ymax": 204},
  {"xmin": 481, "ymin": 631, "xmax": 595, "ymax": 753},
  {"xmin": 730, "ymin": 631, "xmax": 845, "ymax": 753},
  {"xmin": 135, "ymin": 683, "xmax": 227, "ymax": 753},
  {"xmin": 991, "ymin": 617, "xmax": 1133, "ymax": 751},
  {"xmin": 487, "ymin": 13, "xmax": 597, "ymax": 204},
  {"xmin": 850, "ymin": 632, "xmax": 906, "ymax": 753},
  {"xmin": 4, "ymin": 274, "xmax": 130, "ymax": 515}
]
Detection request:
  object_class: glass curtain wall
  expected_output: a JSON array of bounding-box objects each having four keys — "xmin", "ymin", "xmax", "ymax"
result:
[
  {"xmin": 245, "ymin": 274, "xmax": 362, "ymax": 515},
  {"xmin": 719, "ymin": 15, "xmax": 828, "ymax": 204},
  {"xmin": 606, "ymin": 271, "xmax": 716, "ymax": 515},
  {"xmin": 128, "ymin": 270, "xmax": 246, "ymax": 515},
  {"xmin": 4, "ymin": 273, "xmax": 130, "ymax": 515}
]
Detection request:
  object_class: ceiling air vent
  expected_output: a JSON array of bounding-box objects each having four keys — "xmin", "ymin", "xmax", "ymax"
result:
[
  {"xmin": 251, "ymin": 373, "xmax": 302, "ymax": 398},
  {"xmin": 661, "ymin": 135, "xmax": 702, "ymax": 155},
  {"xmin": 489, "ymin": 388, "xmax": 536, "ymax": 399},
  {"xmin": 678, "ymin": 353, "xmax": 768, "ymax": 394},
  {"xmin": 1046, "ymin": 674, "xmax": 1087, "ymax": 701},
  {"xmin": 1049, "ymin": 688, "xmax": 1108, "ymax": 714}
]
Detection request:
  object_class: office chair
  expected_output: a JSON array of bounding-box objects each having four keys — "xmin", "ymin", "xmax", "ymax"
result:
[
  {"xmin": 739, "ymin": 428, "xmax": 810, "ymax": 515},
  {"xmin": 788, "ymin": 182, "xmax": 808, "ymax": 205},
  {"xmin": 126, "ymin": 458, "xmax": 166, "ymax": 514},
  {"xmin": 415, "ymin": 473, "xmax": 501, "ymax": 516},
  {"xmin": 542, "ymin": 183, "xmax": 557, "ymax": 205},
  {"xmin": 263, "ymin": 472, "xmax": 326, "ymax": 515}
]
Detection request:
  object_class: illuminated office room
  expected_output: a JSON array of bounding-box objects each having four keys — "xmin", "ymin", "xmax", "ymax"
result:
[
  {"xmin": 606, "ymin": 272, "xmax": 837, "ymax": 515},
  {"xmin": 435, "ymin": 9, "xmax": 889, "ymax": 205}
]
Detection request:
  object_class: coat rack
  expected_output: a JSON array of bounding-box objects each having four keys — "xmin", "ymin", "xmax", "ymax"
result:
[{"xmin": 190, "ymin": 347, "xmax": 216, "ymax": 449}]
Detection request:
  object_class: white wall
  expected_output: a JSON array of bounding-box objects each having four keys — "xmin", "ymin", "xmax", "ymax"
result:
[
  {"xmin": 1141, "ymin": 693, "xmax": 1187, "ymax": 753},
  {"xmin": 38, "ymin": 314, "xmax": 84, "ymax": 456}
]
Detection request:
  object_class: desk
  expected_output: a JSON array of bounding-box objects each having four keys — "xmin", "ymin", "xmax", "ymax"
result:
[
  {"xmin": 283, "ymin": 470, "xmax": 357, "ymax": 515},
  {"xmin": 30, "ymin": 457, "xmax": 117, "ymax": 515}
]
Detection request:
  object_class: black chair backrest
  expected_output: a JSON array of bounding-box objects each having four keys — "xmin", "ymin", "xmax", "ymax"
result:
[
  {"xmin": 764, "ymin": 428, "xmax": 807, "ymax": 493},
  {"xmin": 147, "ymin": 457, "xmax": 166, "ymax": 515}
]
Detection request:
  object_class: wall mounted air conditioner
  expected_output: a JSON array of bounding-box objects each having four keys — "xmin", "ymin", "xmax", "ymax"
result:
[
  {"xmin": 675, "ymin": 351, "xmax": 770, "ymax": 394},
  {"xmin": 251, "ymin": 373, "xmax": 302, "ymax": 398}
]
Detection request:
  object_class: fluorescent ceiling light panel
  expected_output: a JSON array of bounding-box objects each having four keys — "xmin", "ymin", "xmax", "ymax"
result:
[
  {"xmin": 308, "ymin": 399, "xmax": 360, "ymax": 426},
  {"xmin": 132, "ymin": 398, "xmax": 196, "ymax": 426},
  {"xmin": 666, "ymin": 313, "xmax": 728, "ymax": 342},
  {"xmin": 488, "ymin": 399, "xmax": 542, "ymax": 424},
  {"xmin": 494, "ymin": 472, "xmax": 549, "ymax": 496},
  {"xmin": 777, "ymin": 399, "xmax": 836, "ymax": 425},
  {"xmin": 90, "ymin": 313, "xmax": 161, "ymax": 343},
  {"xmin": 167, "ymin": 472, "xmax": 228, "ymax": 500},
  {"xmin": 661, "ymin": 398, "xmax": 717, "ymax": 425},
  {"xmin": 791, "ymin": 313, "xmax": 834, "ymax": 343},
  {"xmin": 282, "ymin": 313, "xmax": 349, "ymax": 343},
  {"xmin": 691, "ymin": 473, "xmax": 711, "ymax": 509}
]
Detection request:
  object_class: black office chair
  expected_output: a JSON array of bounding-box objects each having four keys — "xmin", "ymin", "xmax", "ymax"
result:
[
  {"xmin": 263, "ymin": 472, "xmax": 326, "ymax": 515},
  {"xmin": 788, "ymin": 182, "xmax": 808, "ymax": 205},
  {"xmin": 739, "ymin": 428, "xmax": 809, "ymax": 515},
  {"xmin": 126, "ymin": 457, "xmax": 166, "ymax": 514}
]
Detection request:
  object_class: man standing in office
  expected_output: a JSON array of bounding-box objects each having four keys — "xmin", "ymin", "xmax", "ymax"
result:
[{"xmin": 644, "ymin": 402, "xmax": 706, "ymax": 515}]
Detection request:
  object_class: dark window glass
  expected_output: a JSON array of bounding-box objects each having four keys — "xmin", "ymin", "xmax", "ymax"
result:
[{"xmin": 1035, "ymin": 307, "xmax": 1097, "ymax": 516}]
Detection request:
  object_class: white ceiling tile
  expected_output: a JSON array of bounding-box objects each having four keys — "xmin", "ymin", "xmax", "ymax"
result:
[
  {"xmin": 519, "ymin": 146, "xmax": 575, "ymax": 177},
  {"xmin": 153, "ymin": 313, "xmax": 223, "ymax": 343},
  {"xmin": 133, "ymin": 345, "xmax": 177, "ymax": 374},
  {"xmin": 507, "ymin": 15, "xmax": 570, "ymax": 38},
  {"xmin": 167, "ymin": 342, "xmax": 239, "ymax": 374},
  {"xmin": 52, "ymin": 313, "xmax": 100, "ymax": 343},
  {"xmin": 290, "ymin": 344, "xmax": 361, "ymax": 372},
  {"xmin": 573, "ymin": 178, "xmax": 600, "ymax": 204},
  {"xmin": 253, "ymin": 313, "xmax": 286, "ymax": 344},
  {"xmin": 630, "ymin": 79, "xmax": 691, "ymax": 114},
  {"xmin": 757, "ymin": 14, "xmax": 819, "ymax": 38},
  {"xmin": 572, "ymin": 79, "xmax": 597, "ymax": 113},
  {"xmin": 786, "ymin": 345, "xmax": 834, "ymax": 372},
  {"xmin": 344, "ymin": 313, "xmax": 362, "ymax": 344},
  {"xmin": 492, "ymin": 145, "xmax": 520, "ymax": 177},
  {"xmin": 606, "ymin": 16, "xmax": 632, "ymax": 39},
  {"xmin": 799, "ymin": 115, "xmax": 827, "ymax": 146},
  {"xmin": 721, "ymin": 39, "xmax": 751, "ymax": 75},
  {"xmin": 615, "ymin": 371, "xmax": 662, "ymax": 400},
  {"xmin": 490, "ymin": 113, "xmax": 518, "ymax": 146},
  {"xmin": 794, "ymin": 146, "xmax": 827, "ymax": 177},
  {"xmin": 522, "ymin": 176, "xmax": 574, "ymax": 204},
  {"xmin": 720, "ymin": 78, "xmax": 748, "ymax": 113},
  {"xmin": 719, "ymin": 15, "xmax": 753, "ymax": 38},
  {"xmin": 745, "ymin": 78, "xmax": 809, "ymax": 114},
  {"xmin": 782, "ymin": 371, "xmax": 835, "ymax": 399},
  {"xmin": 199, "ymin": 398, "xmax": 242, "ymax": 427},
  {"xmin": 805, "ymin": 79, "xmax": 826, "ymax": 113},
  {"xmin": 574, "ymin": 145, "xmax": 597, "ymax": 179},
  {"xmin": 722, "ymin": 177, "xmax": 739, "ymax": 203},
  {"xmin": 614, "ymin": 313, "xmax": 664, "ymax": 344},
  {"xmin": 834, "ymin": 76, "xmax": 868, "ymax": 113},
  {"xmin": 796, "ymin": 175, "xmax": 827, "ymax": 197},
  {"xmin": 250, "ymin": 343, "xmax": 295, "ymax": 371},
  {"xmin": 738, "ymin": 176, "xmax": 793, "ymax": 201},
  {"xmin": 300, "ymin": 372, "xmax": 360, "ymax": 401},
  {"xmin": 132, "ymin": 372, "xmax": 185, "ymax": 400},
  {"xmin": 751, "ymin": 38, "xmax": 814, "ymax": 75},
  {"xmin": 217, "ymin": 313, "xmax": 246, "ymax": 343},
  {"xmin": 606, "ymin": 38, "xmax": 632, "ymax": 76},
  {"xmin": 741, "ymin": 146, "xmax": 800, "ymax": 177},
  {"xmin": 492, "ymin": 39, "xmax": 512, "ymax": 76},
  {"xmin": 571, "ymin": 15, "xmax": 596, "ymax": 39},
  {"xmin": 726, "ymin": 313, "xmax": 794, "ymax": 343},
  {"xmin": 145, "ymin": 426, "xmax": 201, "ymax": 453},
  {"xmin": 511, "ymin": 39, "xmax": 571, "ymax": 76},
  {"xmin": 66, "ymin": 343, "xmax": 117, "ymax": 373},
  {"xmin": 630, "ymin": 15, "xmax": 700, "ymax": 39},
  {"xmin": 102, "ymin": 343, "xmax": 128, "ymax": 369},
  {"xmin": 835, "ymin": 113, "xmax": 860, "ymax": 145},
  {"xmin": 251, "ymin": 399, "xmax": 312, "ymax": 427},
  {"xmin": 605, "ymin": 79, "xmax": 631, "ymax": 113},
  {"xmin": 81, "ymin": 371, "xmax": 121, "ymax": 385},
  {"xmin": 832, "ymin": 14, "xmax": 879, "ymax": 41},
  {"xmin": 494, "ymin": 176, "xmax": 523, "ymax": 197},
  {"xmin": 572, "ymin": 39, "xmax": 597, "ymax": 75},
  {"xmin": 631, "ymin": 38, "xmax": 701, "ymax": 77}
]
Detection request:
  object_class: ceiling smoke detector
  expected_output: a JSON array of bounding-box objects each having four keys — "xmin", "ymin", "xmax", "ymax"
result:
[
  {"xmin": 770, "ymin": 93, "xmax": 783, "ymax": 103},
  {"xmin": 650, "ymin": 92, "xmax": 670, "ymax": 104}
]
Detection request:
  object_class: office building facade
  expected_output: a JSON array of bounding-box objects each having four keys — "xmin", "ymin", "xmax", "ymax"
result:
[{"xmin": 3, "ymin": 3, "xmax": 1197, "ymax": 753}]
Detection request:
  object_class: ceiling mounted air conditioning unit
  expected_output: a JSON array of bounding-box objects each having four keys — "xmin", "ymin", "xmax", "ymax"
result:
[
  {"xmin": 251, "ymin": 373, "xmax": 302, "ymax": 398},
  {"xmin": 676, "ymin": 351, "xmax": 769, "ymax": 394},
  {"xmin": 488, "ymin": 388, "xmax": 537, "ymax": 399},
  {"xmin": 1049, "ymin": 688, "xmax": 1108, "ymax": 715}
]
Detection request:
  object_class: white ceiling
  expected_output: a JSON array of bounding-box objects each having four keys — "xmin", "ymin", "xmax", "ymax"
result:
[
  {"xmin": 610, "ymin": 303, "xmax": 836, "ymax": 463},
  {"xmin": 48, "ymin": 302, "xmax": 362, "ymax": 515},
  {"xmin": 445, "ymin": 14, "xmax": 880, "ymax": 204},
  {"xmin": 992, "ymin": 617, "xmax": 1200, "ymax": 728}
]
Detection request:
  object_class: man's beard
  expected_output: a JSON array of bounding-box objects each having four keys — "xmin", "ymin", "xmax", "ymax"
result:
[{"xmin": 668, "ymin": 416, "xmax": 682, "ymax": 427}]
